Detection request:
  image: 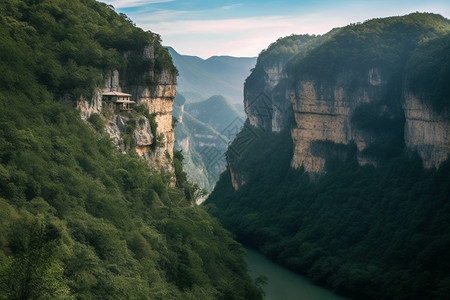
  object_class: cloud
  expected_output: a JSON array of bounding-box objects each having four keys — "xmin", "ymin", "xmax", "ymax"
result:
[
  {"xmin": 102, "ymin": 0, "xmax": 450, "ymax": 58},
  {"xmin": 106, "ymin": 0, "xmax": 174, "ymax": 9},
  {"xmin": 143, "ymin": 14, "xmax": 348, "ymax": 58}
]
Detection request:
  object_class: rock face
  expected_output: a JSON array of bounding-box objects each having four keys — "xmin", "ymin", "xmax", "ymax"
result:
[
  {"xmin": 77, "ymin": 43, "xmax": 177, "ymax": 172},
  {"xmin": 229, "ymin": 15, "xmax": 450, "ymax": 186},
  {"xmin": 136, "ymin": 68, "xmax": 177, "ymax": 168},
  {"xmin": 77, "ymin": 70, "xmax": 121, "ymax": 120},
  {"xmin": 403, "ymin": 93, "xmax": 450, "ymax": 168},
  {"xmin": 244, "ymin": 60, "xmax": 292, "ymax": 133},
  {"xmin": 290, "ymin": 69, "xmax": 386, "ymax": 172},
  {"xmin": 230, "ymin": 167, "xmax": 246, "ymax": 190},
  {"xmin": 243, "ymin": 64, "xmax": 450, "ymax": 175}
]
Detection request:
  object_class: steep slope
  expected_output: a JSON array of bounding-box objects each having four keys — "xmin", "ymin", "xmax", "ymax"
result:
[
  {"xmin": 0, "ymin": 1, "xmax": 262, "ymax": 299},
  {"xmin": 287, "ymin": 13, "xmax": 450, "ymax": 172},
  {"xmin": 168, "ymin": 47, "xmax": 256, "ymax": 104},
  {"xmin": 206, "ymin": 13, "xmax": 450, "ymax": 300}
]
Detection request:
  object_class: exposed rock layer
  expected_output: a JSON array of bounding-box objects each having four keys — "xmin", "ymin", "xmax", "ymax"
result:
[
  {"xmin": 403, "ymin": 93, "xmax": 450, "ymax": 168},
  {"xmin": 77, "ymin": 43, "xmax": 177, "ymax": 172},
  {"xmin": 244, "ymin": 61, "xmax": 449, "ymax": 176}
]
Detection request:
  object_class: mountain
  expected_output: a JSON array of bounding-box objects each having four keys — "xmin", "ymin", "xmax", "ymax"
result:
[
  {"xmin": 185, "ymin": 95, "xmax": 245, "ymax": 132},
  {"xmin": 174, "ymin": 94, "xmax": 245, "ymax": 192},
  {"xmin": 206, "ymin": 13, "xmax": 450, "ymax": 300},
  {"xmin": 168, "ymin": 47, "xmax": 256, "ymax": 104},
  {"xmin": 0, "ymin": 0, "xmax": 262, "ymax": 299}
]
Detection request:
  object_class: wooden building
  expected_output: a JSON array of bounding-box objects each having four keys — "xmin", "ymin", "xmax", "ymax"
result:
[{"xmin": 102, "ymin": 91, "xmax": 136, "ymax": 112}]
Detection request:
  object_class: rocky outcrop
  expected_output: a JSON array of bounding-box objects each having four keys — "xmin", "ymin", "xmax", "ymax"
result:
[
  {"xmin": 403, "ymin": 93, "xmax": 450, "ymax": 168},
  {"xmin": 133, "ymin": 116, "xmax": 154, "ymax": 157},
  {"xmin": 76, "ymin": 70, "xmax": 121, "ymax": 120},
  {"xmin": 244, "ymin": 61, "xmax": 291, "ymax": 133},
  {"xmin": 104, "ymin": 115, "xmax": 129, "ymax": 153},
  {"xmin": 290, "ymin": 70, "xmax": 385, "ymax": 172},
  {"xmin": 77, "ymin": 43, "xmax": 177, "ymax": 173},
  {"xmin": 230, "ymin": 167, "xmax": 246, "ymax": 190}
]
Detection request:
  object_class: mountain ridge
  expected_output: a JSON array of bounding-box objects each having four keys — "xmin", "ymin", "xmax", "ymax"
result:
[{"xmin": 168, "ymin": 47, "xmax": 256, "ymax": 103}]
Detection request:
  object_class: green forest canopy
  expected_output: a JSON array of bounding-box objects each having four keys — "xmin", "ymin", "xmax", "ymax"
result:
[
  {"xmin": 206, "ymin": 12, "xmax": 450, "ymax": 300},
  {"xmin": 0, "ymin": 0, "xmax": 261, "ymax": 299}
]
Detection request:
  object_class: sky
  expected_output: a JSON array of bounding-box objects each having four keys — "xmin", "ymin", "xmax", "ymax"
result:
[{"xmin": 101, "ymin": 0, "xmax": 450, "ymax": 59}]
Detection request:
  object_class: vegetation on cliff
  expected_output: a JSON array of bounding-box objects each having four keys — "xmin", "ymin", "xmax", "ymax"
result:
[
  {"xmin": 289, "ymin": 13, "xmax": 450, "ymax": 85},
  {"xmin": 0, "ymin": 0, "xmax": 261, "ymax": 299},
  {"xmin": 245, "ymin": 34, "xmax": 323, "ymax": 91},
  {"xmin": 405, "ymin": 32, "xmax": 450, "ymax": 111},
  {"xmin": 206, "ymin": 127, "xmax": 450, "ymax": 300},
  {"xmin": 206, "ymin": 13, "xmax": 450, "ymax": 300}
]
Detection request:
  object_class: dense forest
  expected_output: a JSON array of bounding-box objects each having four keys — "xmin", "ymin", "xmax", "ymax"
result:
[
  {"xmin": 0, "ymin": 0, "xmax": 262, "ymax": 299},
  {"xmin": 207, "ymin": 127, "xmax": 450, "ymax": 299},
  {"xmin": 206, "ymin": 13, "xmax": 450, "ymax": 300}
]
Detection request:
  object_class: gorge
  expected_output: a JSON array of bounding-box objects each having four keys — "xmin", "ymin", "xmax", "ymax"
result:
[{"xmin": 1, "ymin": 0, "xmax": 450, "ymax": 299}]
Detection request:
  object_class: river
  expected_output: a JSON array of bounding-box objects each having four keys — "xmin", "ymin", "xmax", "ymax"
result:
[{"xmin": 246, "ymin": 249, "xmax": 349, "ymax": 300}]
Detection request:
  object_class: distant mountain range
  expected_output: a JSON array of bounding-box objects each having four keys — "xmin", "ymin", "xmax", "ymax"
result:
[
  {"xmin": 169, "ymin": 47, "xmax": 253, "ymax": 191},
  {"xmin": 173, "ymin": 94, "xmax": 245, "ymax": 192},
  {"xmin": 167, "ymin": 47, "xmax": 256, "ymax": 104}
]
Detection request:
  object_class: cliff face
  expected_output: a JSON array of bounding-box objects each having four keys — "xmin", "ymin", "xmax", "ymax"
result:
[
  {"xmin": 244, "ymin": 59, "xmax": 292, "ymax": 133},
  {"xmin": 250, "ymin": 65, "xmax": 450, "ymax": 174},
  {"xmin": 238, "ymin": 14, "xmax": 450, "ymax": 178},
  {"xmin": 137, "ymin": 70, "xmax": 177, "ymax": 169},
  {"xmin": 77, "ymin": 44, "xmax": 177, "ymax": 171},
  {"xmin": 290, "ymin": 69, "xmax": 388, "ymax": 172},
  {"xmin": 403, "ymin": 93, "xmax": 450, "ymax": 168}
]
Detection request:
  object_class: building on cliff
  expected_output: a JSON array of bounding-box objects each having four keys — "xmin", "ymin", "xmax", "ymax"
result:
[{"xmin": 102, "ymin": 91, "xmax": 136, "ymax": 112}]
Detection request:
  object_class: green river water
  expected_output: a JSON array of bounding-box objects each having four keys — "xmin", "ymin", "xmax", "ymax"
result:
[{"xmin": 246, "ymin": 249, "xmax": 349, "ymax": 300}]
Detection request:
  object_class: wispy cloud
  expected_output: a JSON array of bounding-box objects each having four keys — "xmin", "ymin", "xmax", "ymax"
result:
[
  {"xmin": 101, "ymin": 0, "xmax": 450, "ymax": 58},
  {"xmin": 106, "ymin": 0, "xmax": 174, "ymax": 9},
  {"xmin": 142, "ymin": 13, "xmax": 347, "ymax": 58}
]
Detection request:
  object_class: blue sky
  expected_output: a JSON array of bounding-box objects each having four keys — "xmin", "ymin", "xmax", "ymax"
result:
[{"xmin": 101, "ymin": 0, "xmax": 450, "ymax": 58}]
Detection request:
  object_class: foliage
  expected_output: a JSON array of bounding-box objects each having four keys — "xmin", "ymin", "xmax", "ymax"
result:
[
  {"xmin": 245, "ymin": 34, "xmax": 324, "ymax": 90},
  {"xmin": 0, "ymin": 93, "xmax": 261, "ymax": 300},
  {"xmin": 206, "ymin": 126, "xmax": 450, "ymax": 300},
  {"xmin": 88, "ymin": 113, "xmax": 106, "ymax": 132},
  {"xmin": 289, "ymin": 13, "xmax": 450, "ymax": 85},
  {"xmin": 0, "ymin": 0, "xmax": 175, "ymax": 102},
  {"xmin": 0, "ymin": 0, "xmax": 260, "ymax": 299},
  {"xmin": 207, "ymin": 13, "xmax": 450, "ymax": 299},
  {"xmin": 405, "ymin": 32, "xmax": 450, "ymax": 111}
]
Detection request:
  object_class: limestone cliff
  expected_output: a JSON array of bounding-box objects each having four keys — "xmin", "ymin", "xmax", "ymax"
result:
[
  {"xmin": 77, "ymin": 43, "xmax": 177, "ymax": 172},
  {"xmin": 237, "ymin": 13, "xmax": 450, "ymax": 181},
  {"xmin": 243, "ymin": 35, "xmax": 326, "ymax": 133},
  {"xmin": 403, "ymin": 93, "xmax": 450, "ymax": 168},
  {"xmin": 244, "ymin": 54, "xmax": 292, "ymax": 133},
  {"xmin": 290, "ymin": 68, "xmax": 389, "ymax": 172}
]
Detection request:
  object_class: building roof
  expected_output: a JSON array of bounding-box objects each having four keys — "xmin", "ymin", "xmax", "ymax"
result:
[
  {"xmin": 115, "ymin": 100, "xmax": 136, "ymax": 103},
  {"xmin": 102, "ymin": 91, "xmax": 132, "ymax": 97}
]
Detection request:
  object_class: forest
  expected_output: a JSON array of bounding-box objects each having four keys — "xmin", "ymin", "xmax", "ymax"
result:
[
  {"xmin": 206, "ymin": 13, "xmax": 450, "ymax": 300},
  {"xmin": 0, "ymin": 0, "xmax": 262, "ymax": 299},
  {"xmin": 206, "ymin": 126, "xmax": 450, "ymax": 299}
]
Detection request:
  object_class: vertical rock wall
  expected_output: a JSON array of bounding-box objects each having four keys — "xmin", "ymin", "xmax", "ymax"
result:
[
  {"xmin": 403, "ymin": 93, "xmax": 450, "ymax": 168},
  {"xmin": 77, "ymin": 43, "xmax": 177, "ymax": 173}
]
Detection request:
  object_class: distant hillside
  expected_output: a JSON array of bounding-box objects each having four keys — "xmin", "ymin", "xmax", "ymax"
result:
[
  {"xmin": 185, "ymin": 95, "xmax": 245, "ymax": 132},
  {"xmin": 168, "ymin": 47, "xmax": 256, "ymax": 104},
  {"xmin": 174, "ymin": 94, "xmax": 244, "ymax": 192}
]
